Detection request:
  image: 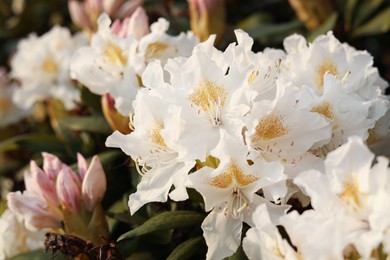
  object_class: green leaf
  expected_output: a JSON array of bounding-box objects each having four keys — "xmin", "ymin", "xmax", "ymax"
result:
[
  {"xmin": 354, "ymin": 0, "xmax": 384, "ymax": 26},
  {"xmin": 9, "ymin": 250, "xmax": 56, "ymax": 260},
  {"xmin": 344, "ymin": 0, "xmax": 359, "ymax": 31},
  {"xmin": 117, "ymin": 237, "xmax": 140, "ymax": 258},
  {"xmin": 118, "ymin": 211, "xmax": 205, "ymax": 241},
  {"xmin": 0, "ymin": 200, "xmax": 7, "ymax": 216},
  {"xmin": 0, "ymin": 134, "xmax": 65, "ymax": 153},
  {"xmin": 58, "ymin": 116, "xmax": 112, "ymax": 135},
  {"xmin": 80, "ymin": 86, "xmax": 103, "ymax": 115},
  {"xmin": 307, "ymin": 12, "xmax": 338, "ymax": 42},
  {"xmin": 352, "ymin": 6, "xmax": 390, "ymax": 37},
  {"xmin": 248, "ymin": 20, "xmax": 303, "ymax": 44},
  {"xmin": 167, "ymin": 236, "xmax": 204, "ymax": 260},
  {"xmin": 235, "ymin": 13, "xmax": 273, "ymax": 31}
]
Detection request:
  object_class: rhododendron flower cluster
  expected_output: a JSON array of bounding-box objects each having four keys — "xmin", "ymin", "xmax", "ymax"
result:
[
  {"xmin": 11, "ymin": 26, "xmax": 88, "ymax": 110},
  {"xmin": 105, "ymin": 29, "xmax": 389, "ymax": 258},
  {"xmin": 1, "ymin": 3, "xmax": 390, "ymax": 259}
]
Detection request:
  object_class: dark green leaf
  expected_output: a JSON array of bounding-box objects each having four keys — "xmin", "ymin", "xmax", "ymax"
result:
[
  {"xmin": 58, "ymin": 116, "xmax": 112, "ymax": 135},
  {"xmin": 352, "ymin": 6, "xmax": 390, "ymax": 37},
  {"xmin": 118, "ymin": 211, "xmax": 205, "ymax": 241},
  {"xmin": 0, "ymin": 134, "xmax": 65, "ymax": 153},
  {"xmin": 344, "ymin": 0, "xmax": 359, "ymax": 31},
  {"xmin": 117, "ymin": 237, "xmax": 140, "ymax": 258},
  {"xmin": 235, "ymin": 13, "xmax": 273, "ymax": 31},
  {"xmin": 248, "ymin": 20, "xmax": 303, "ymax": 44},
  {"xmin": 307, "ymin": 12, "xmax": 338, "ymax": 42},
  {"xmin": 167, "ymin": 236, "xmax": 204, "ymax": 260},
  {"xmin": 354, "ymin": 0, "xmax": 384, "ymax": 26},
  {"xmin": 9, "ymin": 250, "xmax": 63, "ymax": 260},
  {"xmin": 80, "ymin": 86, "xmax": 103, "ymax": 115}
]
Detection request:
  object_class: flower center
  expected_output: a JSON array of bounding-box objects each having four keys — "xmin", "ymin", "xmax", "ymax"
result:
[
  {"xmin": 149, "ymin": 121, "xmax": 167, "ymax": 148},
  {"xmin": 41, "ymin": 57, "xmax": 59, "ymax": 74},
  {"xmin": 338, "ymin": 179, "xmax": 363, "ymax": 212},
  {"xmin": 311, "ymin": 102, "xmax": 334, "ymax": 120},
  {"xmin": 145, "ymin": 42, "xmax": 170, "ymax": 62},
  {"xmin": 316, "ymin": 60, "xmax": 338, "ymax": 92},
  {"xmin": 104, "ymin": 42, "xmax": 128, "ymax": 65},
  {"xmin": 252, "ymin": 113, "xmax": 289, "ymax": 142},
  {"xmin": 188, "ymin": 80, "xmax": 227, "ymax": 127}
]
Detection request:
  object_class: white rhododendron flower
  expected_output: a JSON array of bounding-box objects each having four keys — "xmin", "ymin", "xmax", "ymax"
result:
[
  {"xmin": 189, "ymin": 131, "xmax": 289, "ymax": 259},
  {"xmin": 0, "ymin": 210, "xmax": 46, "ymax": 259},
  {"xmin": 11, "ymin": 26, "xmax": 87, "ymax": 110},
  {"xmin": 281, "ymin": 136, "xmax": 390, "ymax": 259},
  {"xmin": 71, "ymin": 13, "xmax": 139, "ymax": 115},
  {"xmin": 243, "ymin": 204, "xmax": 299, "ymax": 260},
  {"xmin": 297, "ymin": 74, "xmax": 375, "ymax": 153},
  {"xmin": 245, "ymin": 84, "xmax": 331, "ymax": 163},
  {"xmin": 71, "ymin": 12, "xmax": 198, "ymax": 116},
  {"xmin": 280, "ymin": 31, "xmax": 389, "ymax": 155},
  {"xmin": 130, "ymin": 17, "xmax": 199, "ymax": 75},
  {"xmin": 0, "ymin": 68, "xmax": 30, "ymax": 128},
  {"xmin": 105, "ymin": 87, "xmax": 196, "ymax": 215}
]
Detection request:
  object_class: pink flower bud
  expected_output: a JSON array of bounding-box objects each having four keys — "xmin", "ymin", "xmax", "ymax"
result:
[
  {"xmin": 103, "ymin": 0, "xmax": 125, "ymax": 16},
  {"xmin": 82, "ymin": 156, "xmax": 106, "ymax": 212},
  {"xmin": 77, "ymin": 153, "xmax": 89, "ymax": 180},
  {"xmin": 68, "ymin": 0, "xmax": 92, "ymax": 29},
  {"xmin": 7, "ymin": 191, "xmax": 62, "ymax": 231},
  {"xmin": 42, "ymin": 152, "xmax": 64, "ymax": 181},
  {"xmin": 29, "ymin": 161, "xmax": 59, "ymax": 205},
  {"xmin": 188, "ymin": 0, "xmax": 226, "ymax": 43},
  {"xmin": 125, "ymin": 6, "xmax": 149, "ymax": 40},
  {"xmin": 115, "ymin": 0, "xmax": 142, "ymax": 19},
  {"xmin": 56, "ymin": 168, "xmax": 81, "ymax": 211}
]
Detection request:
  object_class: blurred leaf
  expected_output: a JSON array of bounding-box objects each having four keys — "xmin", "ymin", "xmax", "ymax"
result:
[
  {"xmin": 0, "ymin": 200, "xmax": 7, "ymax": 216},
  {"xmin": 117, "ymin": 237, "xmax": 140, "ymax": 258},
  {"xmin": 235, "ymin": 13, "xmax": 273, "ymax": 31},
  {"xmin": 108, "ymin": 212, "xmax": 146, "ymax": 225},
  {"xmin": 354, "ymin": 0, "xmax": 384, "ymax": 26},
  {"xmin": 224, "ymin": 245, "xmax": 248, "ymax": 260},
  {"xmin": 80, "ymin": 86, "xmax": 103, "ymax": 115},
  {"xmin": 58, "ymin": 116, "xmax": 112, "ymax": 135},
  {"xmin": 0, "ymin": 134, "xmax": 65, "ymax": 153},
  {"xmin": 352, "ymin": 6, "xmax": 390, "ymax": 37},
  {"xmin": 344, "ymin": 0, "xmax": 359, "ymax": 31},
  {"xmin": 9, "ymin": 250, "xmax": 60, "ymax": 260},
  {"xmin": 167, "ymin": 236, "xmax": 204, "ymax": 260},
  {"xmin": 248, "ymin": 20, "xmax": 303, "ymax": 44},
  {"xmin": 118, "ymin": 211, "xmax": 205, "ymax": 241},
  {"xmin": 307, "ymin": 12, "xmax": 338, "ymax": 42}
]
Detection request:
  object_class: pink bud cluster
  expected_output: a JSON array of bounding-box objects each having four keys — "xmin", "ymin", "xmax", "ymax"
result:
[
  {"xmin": 7, "ymin": 153, "xmax": 106, "ymax": 231},
  {"xmin": 68, "ymin": 0, "xmax": 143, "ymax": 31}
]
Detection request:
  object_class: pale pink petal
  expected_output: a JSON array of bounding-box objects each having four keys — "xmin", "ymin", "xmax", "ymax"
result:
[
  {"xmin": 115, "ymin": 0, "xmax": 142, "ymax": 19},
  {"xmin": 103, "ymin": 0, "xmax": 125, "ymax": 15},
  {"xmin": 30, "ymin": 161, "xmax": 59, "ymax": 205},
  {"xmin": 77, "ymin": 153, "xmax": 89, "ymax": 180},
  {"xmin": 7, "ymin": 191, "xmax": 62, "ymax": 231},
  {"xmin": 68, "ymin": 0, "xmax": 92, "ymax": 29},
  {"xmin": 42, "ymin": 152, "xmax": 64, "ymax": 181},
  {"xmin": 81, "ymin": 156, "xmax": 106, "ymax": 211},
  {"xmin": 56, "ymin": 168, "xmax": 81, "ymax": 211},
  {"xmin": 126, "ymin": 7, "xmax": 149, "ymax": 40}
]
